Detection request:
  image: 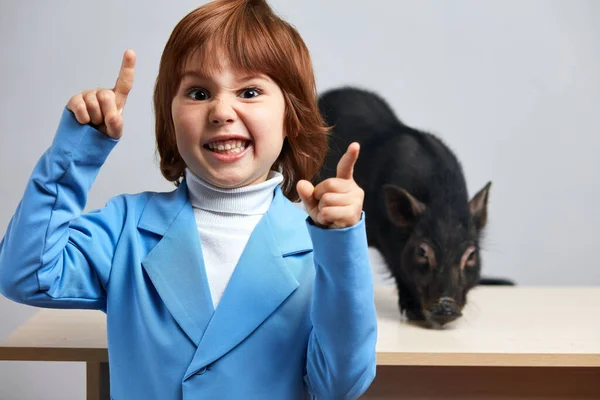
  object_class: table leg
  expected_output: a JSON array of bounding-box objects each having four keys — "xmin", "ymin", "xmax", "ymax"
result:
[{"xmin": 86, "ymin": 361, "xmax": 110, "ymax": 400}]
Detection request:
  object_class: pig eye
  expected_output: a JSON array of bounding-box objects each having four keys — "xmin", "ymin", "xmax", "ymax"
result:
[
  {"xmin": 467, "ymin": 251, "xmax": 477, "ymax": 265},
  {"xmin": 461, "ymin": 246, "xmax": 477, "ymax": 268},
  {"xmin": 414, "ymin": 243, "xmax": 432, "ymax": 266}
]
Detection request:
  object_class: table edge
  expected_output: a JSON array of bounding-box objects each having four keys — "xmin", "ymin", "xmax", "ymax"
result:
[
  {"xmin": 376, "ymin": 352, "xmax": 600, "ymax": 367},
  {"xmin": 2, "ymin": 347, "xmax": 599, "ymax": 367}
]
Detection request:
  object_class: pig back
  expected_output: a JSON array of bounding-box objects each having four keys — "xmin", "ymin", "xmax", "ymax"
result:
[
  {"xmin": 315, "ymin": 87, "xmax": 404, "ymax": 184},
  {"xmin": 315, "ymin": 87, "xmax": 470, "ymax": 235}
]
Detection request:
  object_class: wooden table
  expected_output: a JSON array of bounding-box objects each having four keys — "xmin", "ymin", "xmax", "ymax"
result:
[
  {"xmin": 1, "ymin": 285, "xmax": 599, "ymax": 399},
  {"xmin": 363, "ymin": 285, "xmax": 600, "ymax": 399}
]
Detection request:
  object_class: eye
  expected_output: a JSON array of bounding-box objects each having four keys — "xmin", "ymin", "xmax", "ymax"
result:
[
  {"xmin": 239, "ymin": 87, "xmax": 262, "ymax": 99},
  {"xmin": 187, "ymin": 87, "xmax": 209, "ymax": 101},
  {"xmin": 461, "ymin": 245, "xmax": 477, "ymax": 268},
  {"xmin": 414, "ymin": 244, "xmax": 431, "ymax": 265}
]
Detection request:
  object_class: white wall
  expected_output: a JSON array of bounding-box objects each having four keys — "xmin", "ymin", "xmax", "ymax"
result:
[{"xmin": 1, "ymin": 0, "xmax": 598, "ymax": 398}]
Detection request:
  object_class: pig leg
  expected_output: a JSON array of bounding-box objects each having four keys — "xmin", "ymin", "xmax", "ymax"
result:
[{"xmin": 395, "ymin": 276, "xmax": 425, "ymax": 321}]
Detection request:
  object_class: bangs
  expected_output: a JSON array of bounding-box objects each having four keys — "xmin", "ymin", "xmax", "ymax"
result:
[{"xmin": 178, "ymin": 1, "xmax": 290, "ymax": 81}]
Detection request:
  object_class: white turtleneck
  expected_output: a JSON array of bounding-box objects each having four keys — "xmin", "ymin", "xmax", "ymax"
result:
[{"xmin": 184, "ymin": 168, "xmax": 284, "ymax": 309}]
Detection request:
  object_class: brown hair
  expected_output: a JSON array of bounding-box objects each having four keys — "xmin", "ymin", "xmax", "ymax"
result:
[{"xmin": 153, "ymin": 0, "xmax": 329, "ymax": 201}]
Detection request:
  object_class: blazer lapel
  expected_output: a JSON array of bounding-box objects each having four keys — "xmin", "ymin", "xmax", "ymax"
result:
[
  {"xmin": 183, "ymin": 186, "xmax": 313, "ymax": 380},
  {"xmin": 139, "ymin": 181, "xmax": 214, "ymax": 346}
]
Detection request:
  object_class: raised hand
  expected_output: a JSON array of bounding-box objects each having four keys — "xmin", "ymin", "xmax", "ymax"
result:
[
  {"xmin": 66, "ymin": 49, "xmax": 136, "ymax": 139},
  {"xmin": 297, "ymin": 142, "xmax": 364, "ymax": 229}
]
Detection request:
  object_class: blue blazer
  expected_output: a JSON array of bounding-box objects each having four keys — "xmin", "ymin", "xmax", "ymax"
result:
[{"xmin": 0, "ymin": 108, "xmax": 378, "ymax": 400}]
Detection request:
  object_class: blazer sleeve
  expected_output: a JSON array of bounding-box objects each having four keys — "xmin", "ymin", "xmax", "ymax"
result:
[
  {"xmin": 303, "ymin": 213, "xmax": 378, "ymax": 399},
  {"xmin": 0, "ymin": 107, "xmax": 125, "ymax": 310}
]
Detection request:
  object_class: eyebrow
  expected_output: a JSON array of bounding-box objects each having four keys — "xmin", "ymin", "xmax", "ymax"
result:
[{"xmin": 181, "ymin": 70, "xmax": 269, "ymax": 83}]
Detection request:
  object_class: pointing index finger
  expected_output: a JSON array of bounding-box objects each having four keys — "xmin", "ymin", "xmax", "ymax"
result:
[
  {"xmin": 336, "ymin": 142, "xmax": 360, "ymax": 180},
  {"xmin": 114, "ymin": 49, "xmax": 136, "ymax": 113}
]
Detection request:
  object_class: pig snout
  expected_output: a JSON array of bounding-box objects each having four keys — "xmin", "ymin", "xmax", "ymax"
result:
[{"xmin": 429, "ymin": 297, "xmax": 462, "ymax": 325}]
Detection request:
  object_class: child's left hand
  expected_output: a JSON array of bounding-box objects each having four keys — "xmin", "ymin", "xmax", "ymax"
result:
[{"xmin": 297, "ymin": 142, "xmax": 364, "ymax": 229}]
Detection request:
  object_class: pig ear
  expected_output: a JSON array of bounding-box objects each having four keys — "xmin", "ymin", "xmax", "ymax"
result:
[
  {"xmin": 383, "ymin": 184, "xmax": 426, "ymax": 227},
  {"xmin": 469, "ymin": 181, "xmax": 492, "ymax": 231}
]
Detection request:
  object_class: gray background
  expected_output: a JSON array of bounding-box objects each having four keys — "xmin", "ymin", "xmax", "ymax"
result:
[{"xmin": 1, "ymin": 0, "xmax": 598, "ymax": 398}]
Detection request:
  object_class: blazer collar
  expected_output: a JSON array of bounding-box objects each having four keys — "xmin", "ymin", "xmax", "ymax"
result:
[
  {"xmin": 138, "ymin": 180, "xmax": 214, "ymax": 345},
  {"xmin": 137, "ymin": 180, "xmax": 313, "ymax": 378},
  {"xmin": 138, "ymin": 180, "xmax": 312, "ymax": 255}
]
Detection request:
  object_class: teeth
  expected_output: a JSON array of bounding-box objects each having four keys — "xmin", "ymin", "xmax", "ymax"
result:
[{"xmin": 207, "ymin": 139, "xmax": 248, "ymax": 153}]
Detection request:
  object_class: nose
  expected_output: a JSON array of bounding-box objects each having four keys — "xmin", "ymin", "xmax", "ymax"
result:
[
  {"xmin": 209, "ymin": 99, "xmax": 236, "ymax": 125},
  {"xmin": 439, "ymin": 298, "xmax": 459, "ymax": 314},
  {"xmin": 431, "ymin": 297, "xmax": 462, "ymax": 325}
]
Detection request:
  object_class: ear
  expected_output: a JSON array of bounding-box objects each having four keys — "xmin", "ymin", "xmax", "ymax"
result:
[
  {"xmin": 383, "ymin": 184, "xmax": 426, "ymax": 227},
  {"xmin": 469, "ymin": 181, "xmax": 492, "ymax": 231}
]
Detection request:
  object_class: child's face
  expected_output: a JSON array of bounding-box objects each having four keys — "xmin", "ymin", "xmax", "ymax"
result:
[{"xmin": 171, "ymin": 55, "xmax": 286, "ymax": 189}]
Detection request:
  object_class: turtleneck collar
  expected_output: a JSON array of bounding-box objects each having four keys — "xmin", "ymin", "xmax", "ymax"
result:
[{"xmin": 184, "ymin": 168, "xmax": 284, "ymax": 215}]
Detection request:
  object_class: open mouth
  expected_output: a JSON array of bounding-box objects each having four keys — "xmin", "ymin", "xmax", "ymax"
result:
[{"xmin": 204, "ymin": 139, "xmax": 252, "ymax": 155}]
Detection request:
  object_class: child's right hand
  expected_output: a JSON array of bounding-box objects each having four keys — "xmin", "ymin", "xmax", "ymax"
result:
[{"xmin": 66, "ymin": 49, "xmax": 136, "ymax": 140}]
